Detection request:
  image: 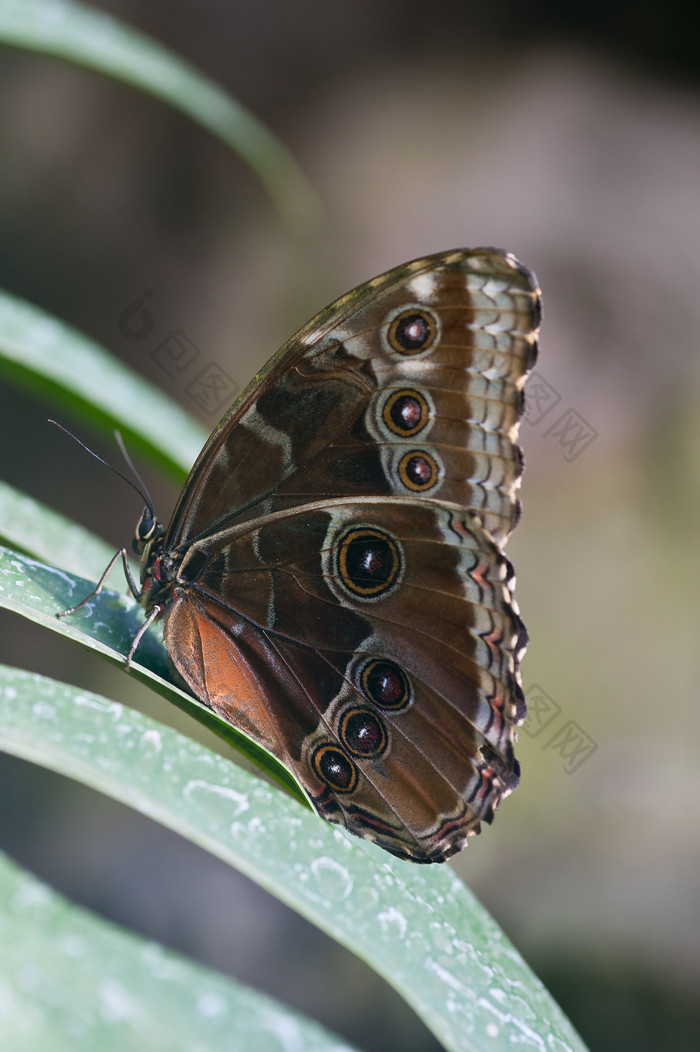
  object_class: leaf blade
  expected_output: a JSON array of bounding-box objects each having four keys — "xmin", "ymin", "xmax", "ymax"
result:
[
  {"xmin": 0, "ymin": 849, "xmax": 357, "ymax": 1052},
  {"xmin": 0, "ymin": 657, "xmax": 589, "ymax": 1052},
  {"xmin": 0, "ymin": 289, "xmax": 207, "ymax": 481},
  {"xmin": 0, "ymin": 479, "xmax": 118, "ymax": 579},
  {"xmin": 0, "ymin": 0, "xmax": 322, "ymax": 230}
]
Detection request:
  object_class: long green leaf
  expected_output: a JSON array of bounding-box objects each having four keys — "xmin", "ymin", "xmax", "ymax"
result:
[
  {"xmin": 0, "ymin": 664, "xmax": 588, "ymax": 1052},
  {"xmin": 0, "ymin": 850, "xmax": 357, "ymax": 1052},
  {"xmin": 0, "ymin": 479, "xmax": 118, "ymax": 579},
  {"xmin": 0, "ymin": 0, "xmax": 322, "ymax": 230},
  {"xmin": 0, "ymin": 289, "xmax": 207, "ymax": 481}
]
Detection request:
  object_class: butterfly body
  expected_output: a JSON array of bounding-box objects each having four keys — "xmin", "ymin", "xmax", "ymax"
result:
[{"xmin": 127, "ymin": 248, "xmax": 541, "ymax": 863}]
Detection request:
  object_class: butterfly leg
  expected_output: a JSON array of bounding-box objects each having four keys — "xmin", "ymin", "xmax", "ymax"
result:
[
  {"xmin": 56, "ymin": 547, "xmax": 141, "ymax": 619},
  {"xmin": 125, "ymin": 604, "xmax": 162, "ymax": 669}
]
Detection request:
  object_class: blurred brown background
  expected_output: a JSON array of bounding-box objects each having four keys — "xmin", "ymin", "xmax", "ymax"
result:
[{"xmin": 1, "ymin": 2, "xmax": 699, "ymax": 1050}]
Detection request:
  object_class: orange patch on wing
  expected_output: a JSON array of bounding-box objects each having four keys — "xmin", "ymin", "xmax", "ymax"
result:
[{"xmin": 163, "ymin": 596, "xmax": 287, "ymax": 763}]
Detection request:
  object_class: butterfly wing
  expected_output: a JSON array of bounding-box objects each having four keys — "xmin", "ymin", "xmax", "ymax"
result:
[
  {"xmin": 164, "ymin": 248, "xmax": 539, "ymax": 551},
  {"xmin": 152, "ymin": 248, "xmax": 540, "ymax": 862},
  {"xmin": 161, "ymin": 497, "xmax": 526, "ymax": 862}
]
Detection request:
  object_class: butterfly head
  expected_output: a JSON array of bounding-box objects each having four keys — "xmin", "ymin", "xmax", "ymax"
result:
[
  {"xmin": 133, "ymin": 505, "xmax": 177, "ymax": 616},
  {"xmin": 133, "ymin": 504, "xmax": 162, "ymax": 557}
]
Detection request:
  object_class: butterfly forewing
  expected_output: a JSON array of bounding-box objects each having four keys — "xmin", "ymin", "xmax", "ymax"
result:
[
  {"xmin": 164, "ymin": 249, "xmax": 539, "ymax": 551},
  {"xmin": 141, "ymin": 247, "xmax": 540, "ymax": 862}
]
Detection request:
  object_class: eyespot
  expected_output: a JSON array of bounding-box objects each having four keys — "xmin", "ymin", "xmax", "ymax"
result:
[
  {"xmin": 397, "ymin": 450, "xmax": 440, "ymax": 491},
  {"xmin": 387, "ymin": 309, "xmax": 438, "ymax": 355},
  {"xmin": 339, "ymin": 708, "xmax": 388, "ymax": 758},
  {"xmin": 382, "ymin": 389, "xmax": 430, "ymax": 437},
  {"xmin": 336, "ymin": 526, "xmax": 403, "ymax": 599},
  {"xmin": 312, "ymin": 743, "xmax": 358, "ymax": 793},
  {"xmin": 360, "ymin": 659, "xmax": 412, "ymax": 712}
]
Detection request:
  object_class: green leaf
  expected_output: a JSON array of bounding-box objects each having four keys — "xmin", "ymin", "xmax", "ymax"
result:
[
  {"xmin": 0, "ymin": 850, "xmax": 358, "ymax": 1052},
  {"xmin": 0, "ymin": 0, "xmax": 323, "ymax": 230},
  {"xmin": 0, "ymin": 289, "xmax": 207, "ymax": 482},
  {"xmin": 0, "ymin": 479, "xmax": 118, "ymax": 579},
  {"xmin": 0, "ymin": 663, "xmax": 589, "ymax": 1051}
]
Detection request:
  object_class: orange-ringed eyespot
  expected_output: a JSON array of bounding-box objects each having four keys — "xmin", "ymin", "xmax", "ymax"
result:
[
  {"xmin": 312, "ymin": 743, "xmax": 358, "ymax": 793},
  {"xmin": 360, "ymin": 659, "xmax": 412, "ymax": 711},
  {"xmin": 336, "ymin": 527, "xmax": 402, "ymax": 598},
  {"xmin": 398, "ymin": 450, "xmax": 439, "ymax": 491},
  {"xmin": 383, "ymin": 388, "xmax": 429, "ymax": 436},
  {"xmin": 339, "ymin": 708, "xmax": 388, "ymax": 757},
  {"xmin": 388, "ymin": 309, "xmax": 437, "ymax": 355}
]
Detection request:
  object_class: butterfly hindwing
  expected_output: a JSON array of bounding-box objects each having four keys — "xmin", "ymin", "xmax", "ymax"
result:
[{"xmin": 160, "ymin": 496, "xmax": 526, "ymax": 862}]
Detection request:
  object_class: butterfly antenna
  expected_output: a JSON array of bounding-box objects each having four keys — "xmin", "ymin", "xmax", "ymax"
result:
[
  {"xmin": 113, "ymin": 430, "xmax": 155, "ymax": 513},
  {"xmin": 48, "ymin": 420, "xmax": 155, "ymax": 515}
]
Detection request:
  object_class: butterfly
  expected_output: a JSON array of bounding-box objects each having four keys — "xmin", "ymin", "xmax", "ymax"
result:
[{"xmin": 61, "ymin": 248, "xmax": 540, "ymax": 863}]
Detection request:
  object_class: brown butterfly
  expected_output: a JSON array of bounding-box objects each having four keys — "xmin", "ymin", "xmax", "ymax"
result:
[{"xmin": 61, "ymin": 248, "xmax": 541, "ymax": 863}]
